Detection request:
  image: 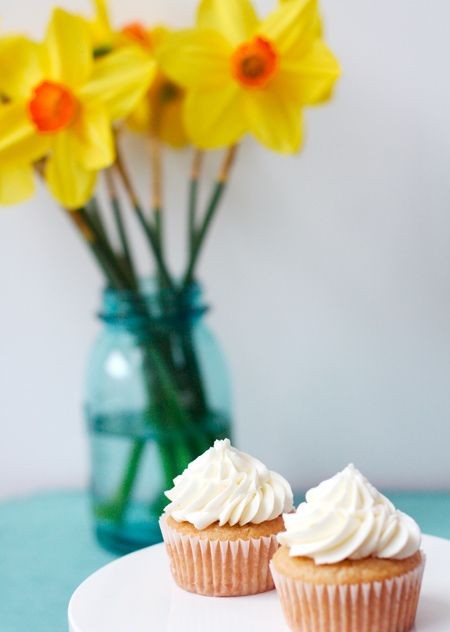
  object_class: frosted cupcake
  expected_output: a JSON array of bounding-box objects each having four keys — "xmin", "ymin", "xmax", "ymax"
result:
[
  {"xmin": 271, "ymin": 464, "xmax": 424, "ymax": 632},
  {"xmin": 160, "ymin": 438, "xmax": 293, "ymax": 597}
]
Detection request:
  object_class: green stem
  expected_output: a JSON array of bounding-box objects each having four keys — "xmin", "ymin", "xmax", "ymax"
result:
[
  {"xmin": 104, "ymin": 169, "xmax": 137, "ymax": 285},
  {"xmin": 182, "ymin": 146, "xmax": 237, "ymax": 290},
  {"xmin": 140, "ymin": 346, "xmax": 194, "ymax": 466},
  {"xmin": 188, "ymin": 150, "xmax": 203, "ymax": 257},
  {"xmin": 188, "ymin": 180, "xmax": 199, "ymax": 258},
  {"xmin": 180, "ymin": 330, "xmax": 208, "ymax": 417},
  {"xmin": 114, "ymin": 150, "xmax": 175, "ymax": 291},
  {"xmin": 107, "ymin": 440, "xmax": 146, "ymax": 523},
  {"xmin": 69, "ymin": 208, "xmax": 129, "ymax": 289},
  {"xmin": 134, "ymin": 203, "xmax": 175, "ymax": 290},
  {"xmin": 100, "ymin": 312, "xmax": 210, "ymax": 526},
  {"xmin": 67, "ymin": 203, "xmax": 209, "ymax": 525},
  {"xmin": 150, "ymin": 134, "xmax": 164, "ymax": 262},
  {"xmin": 153, "ymin": 209, "xmax": 169, "ymax": 292},
  {"xmin": 155, "ymin": 210, "xmax": 162, "ymax": 250},
  {"xmin": 146, "ymin": 344, "xmax": 201, "ymax": 448},
  {"xmin": 93, "ymin": 326, "xmax": 208, "ymax": 526},
  {"xmin": 87, "ymin": 199, "xmax": 109, "ymax": 248},
  {"xmin": 182, "ymin": 181, "xmax": 227, "ymax": 288},
  {"xmin": 84, "ymin": 210, "xmax": 134, "ymax": 288},
  {"xmin": 111, "ymin": 195, "xmax": 137, "ymax": 285}
]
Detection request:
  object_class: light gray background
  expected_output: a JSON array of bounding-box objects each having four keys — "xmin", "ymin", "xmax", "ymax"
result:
[{"xmin": 1, "ymin": 0, "xmax": 449, "ymax": 498}]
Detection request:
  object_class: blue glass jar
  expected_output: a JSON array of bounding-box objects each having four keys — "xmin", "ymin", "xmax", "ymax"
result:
[{"xmin": 85, "ymin": 280, "xmax": 231, "ymax": 554}]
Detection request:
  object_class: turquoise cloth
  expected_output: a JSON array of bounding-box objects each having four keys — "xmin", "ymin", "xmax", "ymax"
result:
[
  {"xmin": 0, "ymin": 492, "xmax": 115, "ymax": 632},
  {"xmin": 0, "ymin": 490, "xmax": 449, "ymax": 632}
]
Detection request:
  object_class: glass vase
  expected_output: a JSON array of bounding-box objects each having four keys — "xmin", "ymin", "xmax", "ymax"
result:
[{"xmin": 85, "ymin": 280, "xmax": 232, "ymax": 554}]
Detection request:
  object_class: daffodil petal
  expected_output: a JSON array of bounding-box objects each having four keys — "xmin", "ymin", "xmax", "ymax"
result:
[
  {"xmin": 43, "ymin": 8, "xmax": 92, "ymax": 88},
  {"xmin": 127, "ymin": 76, "xmax": 189, "ymax": 147},
  {"xmin": 197, "ymin": 0, "xmax": 259, "ymax": 44},
  {"xmin": 0, "ymin": 102, "xmax": 49, "ymax": 164},
  {"xmin": 90, "ymin": 0, "xmax": 115, "ymax": 51},
  {"xmin": 80, "ymin": 47, "xmax": 156, "ymax": 121},
  {"xmin": 126, "ymin": 97, "xmax": 151, "ymax": 133},
  {"xmin": 278, "ymin": 0, "xmax": 323, "ymax": 38},
  {"xmin": 184, "ymin": 85, "xmax": 246, "ymax": 149},
  {"xmin": 260, "ymin": 0, "xmax": 320, "ymax": 55},
  {"xmin": 278, "ymin": 40, "xmax": 340, "ymax": 104},
  {"xmin": 0, "ymin": 37, "xmax": 42, "ymax": 99},
  {"xmin": 93, "ymin": 0, "xmax": 111, "ymax": 31},
  {"xmin": 0, "ymin": 163, "xmax": 35, "ymax": 205},
  {"xmin": 243, "ymin": 89, "xmax": 303, "ymax": 154},
  {"xmin": 72, "ymin": 105, "xmax": 114, "ymax": 170},
  {"xmin": 151, "ymin": 26, "xmax": 170, "ymax": 51},
  {"xmin": 45, "ymin": 132, "xmax": 97, "ymax": 208},
  {"xmin": 159, "ymin": 97, "xmax": 189, "ymax": 148},
  {"xmin": 159, "ymin": 29, "xmax": 232, "ymax": 90}
]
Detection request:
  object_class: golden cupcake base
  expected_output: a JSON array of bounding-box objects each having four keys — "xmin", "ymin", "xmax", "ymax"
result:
[
  {"xmin": 160, "ymin": 515, "xmax": 284, "ymax": 597},
  {"xmin": 271, "ymin": 547, "xmax": 425, "ymax": 632}
]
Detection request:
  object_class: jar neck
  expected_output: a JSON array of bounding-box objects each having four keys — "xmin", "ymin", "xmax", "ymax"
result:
[{"xmin": 99, "ymin": 279, "xmax": 208, "ymax": 332}]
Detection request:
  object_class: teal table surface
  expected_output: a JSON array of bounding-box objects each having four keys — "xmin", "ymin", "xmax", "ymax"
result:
[{"xmin": 1, "ymin": 490, "xmax": 449, "ymax": 632}]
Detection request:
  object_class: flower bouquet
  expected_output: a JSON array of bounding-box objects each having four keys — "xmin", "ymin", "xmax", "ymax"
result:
[{"xmin": 0, "ymin": 0, "xmax": 340, "ymax": 552}]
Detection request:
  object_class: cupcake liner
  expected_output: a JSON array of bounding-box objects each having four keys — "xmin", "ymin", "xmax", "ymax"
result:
[
  {"xmin": 160, "ymin": 516, "xmax": 279, "ymax": 597},
  {"xmin": 270, "ymin": 554, "xmax": 425, "ymax": 632}
]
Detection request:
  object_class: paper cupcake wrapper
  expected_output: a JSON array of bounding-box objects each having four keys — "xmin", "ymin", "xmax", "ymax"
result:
[
  {"xmin": 270, "ymin": 554, "xmax": 425, "ymax": 632},
  {"xmin": 160, "ymin": 516, "xmax": 279, "ymax": 597}
]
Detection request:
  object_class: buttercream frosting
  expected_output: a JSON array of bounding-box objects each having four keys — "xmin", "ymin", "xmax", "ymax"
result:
[
  {"xmin": 164, "ymin": 439, "xmax": 293, "ymax": 530},
  {"xmin": 278, "ymin": 464, "xmax": 421, "ymax": 564}
]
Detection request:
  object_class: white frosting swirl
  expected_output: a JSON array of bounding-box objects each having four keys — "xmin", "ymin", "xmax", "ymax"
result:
[
  {"xmin": 278, "ymin": 464, "xmax": 421, "ymax": 564},
  {"xmin": 164, "ymin": 439, "xmax": 293, "ymax": 530}
]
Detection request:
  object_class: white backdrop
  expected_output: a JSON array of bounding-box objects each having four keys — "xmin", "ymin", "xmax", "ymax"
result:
[{"xmin": 1, "ymin": 0, "xmax": 449, "ymax": 499}]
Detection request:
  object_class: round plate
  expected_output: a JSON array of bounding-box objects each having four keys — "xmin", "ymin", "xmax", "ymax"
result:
[{"xmin": 69, "ymin": 534, "xmax": 450, "ymax": 632}]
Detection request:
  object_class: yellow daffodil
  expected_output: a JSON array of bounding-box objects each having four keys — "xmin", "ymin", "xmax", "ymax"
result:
[
  {"xmin": 122, "ymin": 26, "xmax": 189, "ymax": 148},
  {"xmin": 88, "ymin": 0, "xmax": 188, "ymax": 148},
  {"xmin": 0, "ymin": 8, "xmax": 156, "ymax": 208},
  {"xmin": 159, "ymin": 0, "xmax": 340, "ymax": 153}
]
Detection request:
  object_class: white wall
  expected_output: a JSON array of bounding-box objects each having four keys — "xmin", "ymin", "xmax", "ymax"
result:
[{"xmin": 1, "ymin": 0, "xmax": 449, "ymax": 498}]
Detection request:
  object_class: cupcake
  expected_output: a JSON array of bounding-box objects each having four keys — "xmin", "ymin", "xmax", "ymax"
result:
[
  {"xmin": 160, "ymin": 438, "xmax": 293, "ymax": 597},
  {"xmin": 271, "ymin": 464, "xmax": 424, "ymax": 632}
]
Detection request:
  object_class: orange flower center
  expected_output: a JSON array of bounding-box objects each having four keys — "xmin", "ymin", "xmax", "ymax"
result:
[
  {"xmin": 231, "ymin": 37, "xmax": 278, "ymax": 89},
  {"xmin": 121, "ymin": 22, "xmax": 153, "ymax": 49},
  {"xmin": 28, "ymin": 81, "xmax": 78, "ymax": 133}
]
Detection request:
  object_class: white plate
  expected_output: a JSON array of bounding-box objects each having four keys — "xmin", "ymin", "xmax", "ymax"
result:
[{"xmin": 69, "ymin": 534, "xmax": 450, "ymax": 632}]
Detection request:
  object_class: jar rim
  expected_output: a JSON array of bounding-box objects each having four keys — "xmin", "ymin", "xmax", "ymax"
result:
[
  {"xmin": 98, "ymin": 278, "xmax": 208, "ymax": 329},
  {"xmin": 102, "ymin": 278, "xmax": 202, "ymax": 301}
]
